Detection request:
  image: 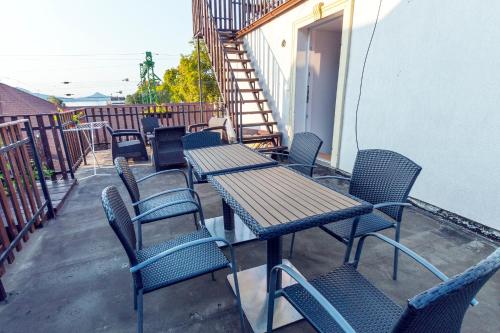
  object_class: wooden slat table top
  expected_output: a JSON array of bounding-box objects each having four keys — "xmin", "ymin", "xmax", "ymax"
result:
[
  {"xmin": 209, "ymin": 166, "xmax": 373, "ymax": 239},
  {"xmin": 184, "ymin": 144, "xmax": 278, "ymax": 177}
]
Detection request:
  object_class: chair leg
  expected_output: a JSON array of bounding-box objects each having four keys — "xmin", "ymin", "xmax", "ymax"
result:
[
  {"xmin": 211, "ymin": 272, "xmax": 216, "ymax": 281},
  {"xmin": 133, "ymin": 287, "xmax": 138, "ymax": 311},
  {"xmin": 343, "ymin": 217, "xmax": 360, "ymax": 264},
  {"xmin": 393, "ymin": 225, "xmax": 401, "ymax": 281},
  {"xmin": 137, "ymin": 289, "xmax": 144, "ymax": 333},
  {"xmin": 230, "ymin": 266, "xmax": 246, "ymax": 332},
  {"xmin": 289, "ymin": 233, "xmax": 296, "ymax": 259},
  {"xmin": 193, "ymin": 213, "xmax": 199, "ymax": 230}
]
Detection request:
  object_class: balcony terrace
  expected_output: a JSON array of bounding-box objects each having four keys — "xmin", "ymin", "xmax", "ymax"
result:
[{"xmin": 0, "ymin": 147, "xmax": 498, "ymax": 332}]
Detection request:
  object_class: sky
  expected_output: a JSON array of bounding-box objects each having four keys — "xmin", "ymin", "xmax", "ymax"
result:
[{"xmin": 0, "ymin": 0, "xmax": 193, "ymax": 97}]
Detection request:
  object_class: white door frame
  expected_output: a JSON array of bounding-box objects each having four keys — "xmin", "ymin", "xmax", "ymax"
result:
[{"xmin": 288, "ymin": 0, "xmax": 355, "ymax": 167}]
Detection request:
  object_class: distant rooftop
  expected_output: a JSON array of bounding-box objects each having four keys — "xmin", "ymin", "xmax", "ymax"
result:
[{"xmin": 0, "ymin": 83, "xmax": 57, "ymax": 115}]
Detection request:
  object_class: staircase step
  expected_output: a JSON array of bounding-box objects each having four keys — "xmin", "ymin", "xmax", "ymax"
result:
[
  {"xmin": 225, "ymin": 49, "xmax": 246, "ymax": 54},
  {"xmin": 231, "ymin": 68, "xmax": 255, "ymax": 72},
  {"xmin": 224, "ymin": 40, "xmax": 244, "ymax": 45},
  {"xmin": 242, "ymin": 133, "xmax": 282, "ymax": 144},
  {"xmin": 242, "ymin": 122, "xmax": 277, "ymax": 127},
  {"xmin": 242, "ymin": 110, "xmax": 272, "ymax": 114},
  {"xmin": 243, "ymin": 99, "xmax": 268, "ymax": 103},
  {"xmin": 238, "ymin": 88, "xmax": 263, "ymax": 93},
  {"xmin": 236, "ymin": 78, "xmax": 259, "ymax": 82},
  {"xmin": 228, "ymin": 59, "xmax": 251, "ymax": 63}
]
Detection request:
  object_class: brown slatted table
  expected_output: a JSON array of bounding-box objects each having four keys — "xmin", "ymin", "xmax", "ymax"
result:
[
  {"xmin": 208, "ymin": 166, "xmax": 373, "ymax": 332},
  {"xmin": 184, "ymin": 144, "xmax": 278, "ymax": 246}
]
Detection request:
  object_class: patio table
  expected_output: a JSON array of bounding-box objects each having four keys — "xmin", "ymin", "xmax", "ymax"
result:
[
  {"xmin": 208, "ymin": 166, "xmax": 373, "ymax": 332},
  {"xmin": 184, "ymin": 144, "xmax": 278, "ymax": 245}
]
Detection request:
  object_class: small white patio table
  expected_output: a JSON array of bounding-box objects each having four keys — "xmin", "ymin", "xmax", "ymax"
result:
[{"xmin": 63, "ymin": 121, "xmax": 109, "ymax": 180}]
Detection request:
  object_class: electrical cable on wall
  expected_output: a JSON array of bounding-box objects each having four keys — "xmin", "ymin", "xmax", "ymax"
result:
[{"xmin": 354, "ymin": 0, "xmax": 383, "ymax": 151}]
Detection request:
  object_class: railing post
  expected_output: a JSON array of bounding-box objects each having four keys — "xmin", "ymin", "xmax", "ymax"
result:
[
  {"xmin": 26, "ymin": 121, "xmax": 55, "ymax": 219},
  {"xmin": 56, "ymin": 114, "xmax": 75, "ymax": 179},
  {"xmin": 196, "ymin": 36, "xmax": 205, "ymax": 122}
]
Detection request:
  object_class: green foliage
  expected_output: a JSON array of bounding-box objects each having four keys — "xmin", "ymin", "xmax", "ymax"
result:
[
  {"xmin": 48, "ymin": 95, "xmax": 65, "ymax": 108},
  {"xmin": 126, "ymin": 41, "xmax": 220, "ymax": 104}
]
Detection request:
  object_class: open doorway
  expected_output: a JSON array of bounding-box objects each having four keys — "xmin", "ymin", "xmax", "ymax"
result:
[{"xmin": 294, "ymin": 14, "xmax": 343, "ymax": 163}]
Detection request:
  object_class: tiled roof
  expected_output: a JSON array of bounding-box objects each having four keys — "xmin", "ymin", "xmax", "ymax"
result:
[{"xmin": 0, "ymin": 83, "xmax": 57, "ymax": 115}]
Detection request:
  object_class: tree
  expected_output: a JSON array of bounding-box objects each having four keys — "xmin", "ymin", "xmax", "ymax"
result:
[
  {"xmin": 48, "ymin": 95, "xmax": 64, "ymax": 108},
  {"xmin": 126, "ymin": 41, "xmax": 219, "ymax": 104}
]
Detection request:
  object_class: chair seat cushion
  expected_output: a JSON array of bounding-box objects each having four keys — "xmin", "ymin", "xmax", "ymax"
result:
[
  {"xmin": 137, "ymin": 190, "xmax": 199, "ymax": 224},
  {"xmin": 137, "ymin": 228, "xmax": 229, "ymax": 293},
  {"xmin": 320, "ymin": 213, "xmax": 395, "ymax": 241},
  {"xmin": 117, "ymin": 140, "xmax": 142, "ymax": 148},
  {"xmin": 283, "ymin": 264, "xmax": 403, "ymax": 333}
]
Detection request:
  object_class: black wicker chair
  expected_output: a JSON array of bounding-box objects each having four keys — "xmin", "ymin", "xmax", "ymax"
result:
[
  {"xmin": 106, "ymin": 125, "xmax": 148, "ymax": 161},
  {"xmin": 114, "ymin": 157, "xmax": 201, "ymax": 236},
  {"xmin": 140, "ymin": 116, "xmax": 160, "ymax": 144},
  {"xmin": 188, "ymin": 117, "xmax": 229, "ymax": 144},
  {"xmin": 151, "ymin": 126, "xmax": 186, "ymax": 171},
  {"xmin": 268, "ymin": 233, "xmax": 499, "ymax": 333},
  {"xmin": 182, "ymin": 131, "xmax": 222, "ymax": 185},
  {"xmin": 261, "ymin": 132, "xmax": 322, "ymax": 177},
  {"xmin": 290, "ymin": 149, "xmax": 422, "ymax": 280},
  {"xmin": 101, "ymin": 186, "xmax": 245, "ymax": 333}
]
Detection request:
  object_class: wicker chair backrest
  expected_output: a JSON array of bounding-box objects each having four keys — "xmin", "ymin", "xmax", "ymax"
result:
[
  {"xmin": 182, "ymin": 131, "xmax": 222, "ymax": 150},
  {"xmin": 101, "ymin": 186, "xmax": 143, "ymax": 288},
  {"xmin": 141, "ymin": 117, "xmax": 160, "ymax": 134},
  {"xmin": 393, "ymin": 248, "xmax": 500, "ymax": 332},
  {"xmin": 288, "ymin": 132, "xmax": 323, "ymax": 177},
  {"xmin": 349, "ymin": 149, "xmax": 421, "ymax": 221},
  {"xmin": 114, "ymin": 157, "xmax": 140, "ymax": 203}
]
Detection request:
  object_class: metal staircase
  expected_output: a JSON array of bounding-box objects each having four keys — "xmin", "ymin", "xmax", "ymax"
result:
[{"xmin": 193, "ymin": 0, "xmax": 283, "ymax": 147}]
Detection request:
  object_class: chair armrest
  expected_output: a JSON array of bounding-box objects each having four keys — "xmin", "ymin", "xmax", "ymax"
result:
[
  {"xmin": 136, "ymin": 169, "xmax": 188, "ymax": 187},
  {"xmin": 114, "ymin": 128, "xmax": 140, "ymax": 133},
  {"xmin": 260, "ymin": 152, "xmax": 289, "ymax": 157},
  {"xmin": 268, "ymin": 264, "xmax": 356, "ymax": 333},
  {"xmin": 132, "ymin": 188, "xmax": 201, "ymax": 208},
  {"xmin": 131, "ymin": 199, "xmax": 202, "ymax": 224},
  {"xmin": 188, "ymin": 123, "xmax": 208, "ymax": 132},
  {"xmin": 373, "ymin": 202, "xmax": 411, "ymax": 210},
  {"xmin": 353, "ymin": 233, "xmax": 478, "ymax": 306},
  {"xmin": 130, "ymin": 236, "xmax": 233, "ymax": 273},
  {"xmin": 314, "ymin": 175, "xmax": 351, "ymax": 182},
  {"xmin": 202, "ymin": 126, "xmax": 226, "ymax": 132},
  {"xmin": 112, "ymin": 131, "xmax": 143, "ymax": 137},
  {"xmin": 287, "ymin": 163, "xmax": 317, "ymax": 169}
]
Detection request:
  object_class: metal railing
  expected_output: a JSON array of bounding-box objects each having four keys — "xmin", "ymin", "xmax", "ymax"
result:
[
  {"xmin": 0, "ymin": 103, "xmax": 222, "ymax": 180},
  {"xmin": 198, "ymin": 0, "xmax": 291, "ymax": 32},
  {"xmin": 193, "ymin": 0, "xmax": 246, "ymax": 141},
  {"xmin": 0, "ymin": 120, "xmax": 53, "ymax": 301}
]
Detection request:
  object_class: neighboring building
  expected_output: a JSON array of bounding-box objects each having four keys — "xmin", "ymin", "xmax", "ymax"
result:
[
  {"xmin": 0, "ymin": 83, "xmax": 57, "ymax": 115},
  {"xmin": 193, "ymin": 0, "xmax": 500, "ymax": 234}
]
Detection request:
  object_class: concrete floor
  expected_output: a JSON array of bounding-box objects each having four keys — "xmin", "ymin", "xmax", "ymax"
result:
[{"xmin": 0, "ymin": 150, "xmax": 499, "ymax": 332}]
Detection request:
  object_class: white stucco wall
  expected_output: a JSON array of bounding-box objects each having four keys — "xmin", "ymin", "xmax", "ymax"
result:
[{"xmin": 243, "ymin": 0, "xmax": 500, "ymax": 231}]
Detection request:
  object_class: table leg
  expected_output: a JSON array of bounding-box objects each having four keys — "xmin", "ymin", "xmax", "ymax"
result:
[
  {"xmin": 187, "ymin": 160, "xmax": 194, "ymax": 190},
  {"xmin": 267, "ymin": 236, "xmax": 282, "ymax": 291},
  {"xmin": 227, "ymin": 236, "xmax": 302, "ymax": 332},
  {"xmin": 222, "ymin": 200, "xmax": 235, "ymax": 230}
]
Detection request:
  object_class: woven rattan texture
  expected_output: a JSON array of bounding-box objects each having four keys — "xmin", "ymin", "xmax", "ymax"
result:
[
  {"xmin": 288, "ymin": 132, "xmax": 323, "ymax": 176},
  {"xmin": 115, "ymin": 157, "xmax": 141, "ymax": 202},
  {"xmin": 283, "ymin": 264, "xmax": 403, "ymax": 333},
  {"xmin": 136, "ymin": 190, "xmax": 198, "ymax": 224},
  {"xmin": 136, "ymin": 228, "xmax": 229, "ymax": 293},
  {"xmin": 349, "ymin": 150, "xmax": 421, "ymax": 221}
]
